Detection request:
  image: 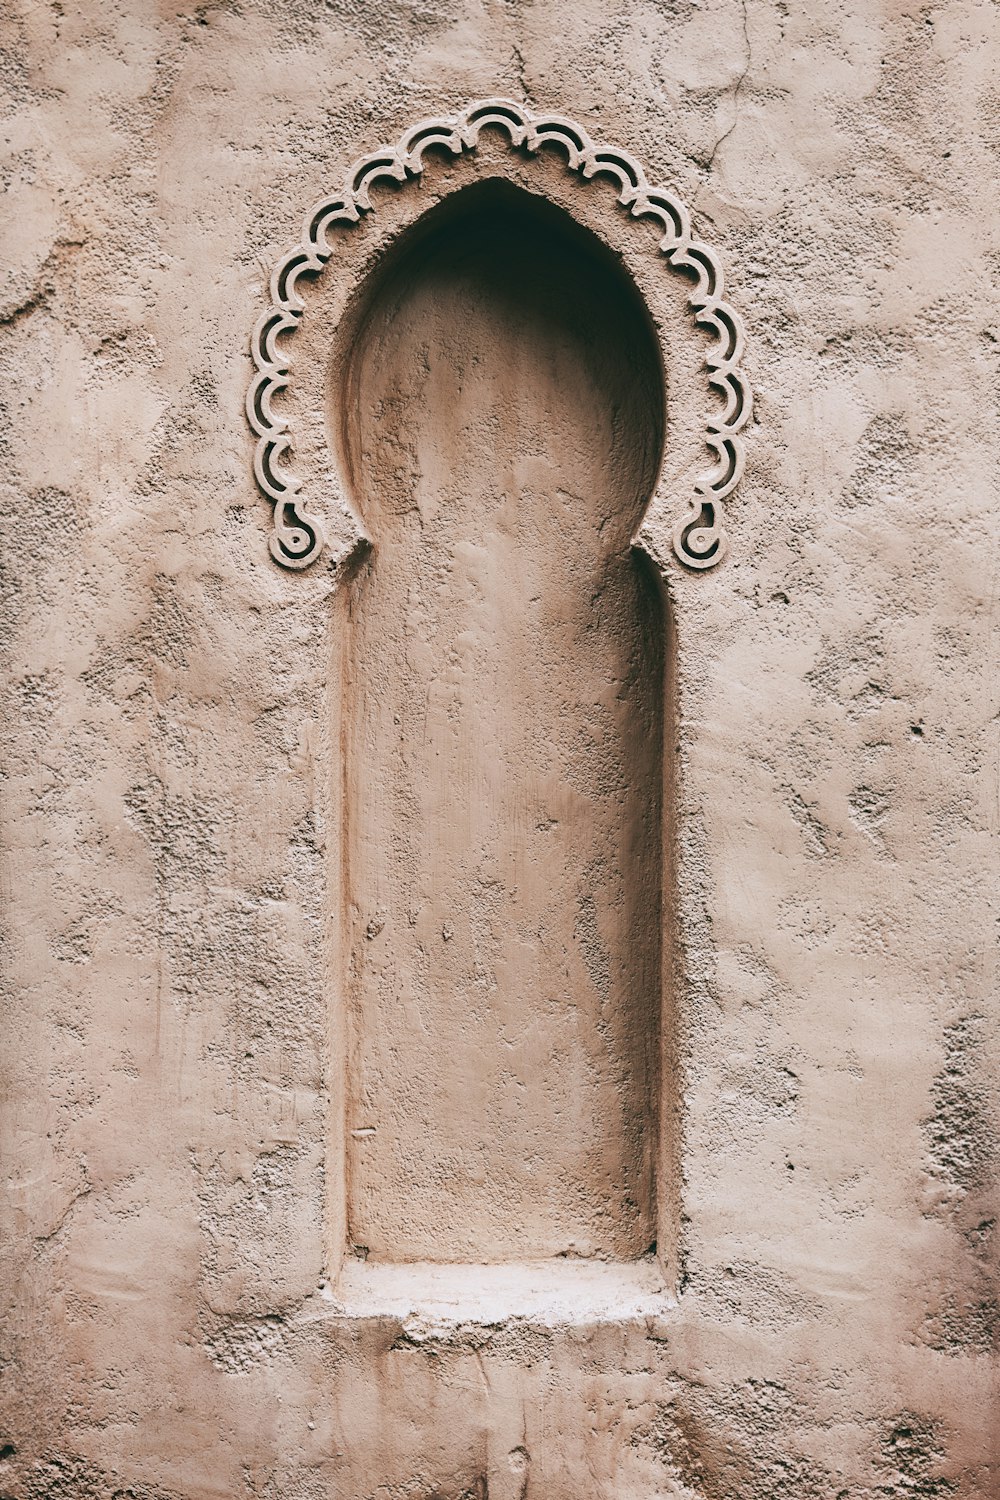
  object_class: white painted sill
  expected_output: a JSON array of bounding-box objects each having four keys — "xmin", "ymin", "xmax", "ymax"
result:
[{"xmin": 322, "ymin": 1257, "xmax": 674, "ymax": 1327}]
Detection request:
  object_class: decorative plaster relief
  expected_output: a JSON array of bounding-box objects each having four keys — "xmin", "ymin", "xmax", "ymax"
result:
[{"xmin": 246, "ymin": 98, "xmax": 751, "ymax": 573}]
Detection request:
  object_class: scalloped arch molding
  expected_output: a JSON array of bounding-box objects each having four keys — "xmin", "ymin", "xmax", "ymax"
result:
[{"xmin": 246, "ymin": 98, "xmax": 752, "ymax": 572}]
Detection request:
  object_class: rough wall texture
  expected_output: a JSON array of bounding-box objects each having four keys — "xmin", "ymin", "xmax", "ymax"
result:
[{"xmin": 0, "ymin": 2, "xmax": 998, "ymax": 1498}]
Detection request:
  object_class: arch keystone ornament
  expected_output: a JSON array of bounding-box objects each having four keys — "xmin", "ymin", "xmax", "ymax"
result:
[{"xmin": 246, "ymin": 97, "xmax": 752, "ymax": 572}]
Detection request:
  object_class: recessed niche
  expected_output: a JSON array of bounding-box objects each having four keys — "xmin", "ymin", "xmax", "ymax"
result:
[{"xmin": 332, "ymin": 181, "xmax": 668, "ymax": 1266}]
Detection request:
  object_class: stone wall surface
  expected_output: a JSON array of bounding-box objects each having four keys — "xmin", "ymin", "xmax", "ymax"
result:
[{"xmin": 1, "ymin": 1, "xmax": 998, "ymax": 1497}]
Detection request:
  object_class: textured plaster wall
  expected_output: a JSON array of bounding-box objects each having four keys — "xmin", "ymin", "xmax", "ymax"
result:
[{"xmin": 0, "ymin": 2, "xmax": 998, "ymax": 1498}]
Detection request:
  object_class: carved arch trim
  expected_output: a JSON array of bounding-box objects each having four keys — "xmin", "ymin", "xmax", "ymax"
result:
[{"xmin": 246, "ymin": 97, "xmax": 752, "ymax": 572}]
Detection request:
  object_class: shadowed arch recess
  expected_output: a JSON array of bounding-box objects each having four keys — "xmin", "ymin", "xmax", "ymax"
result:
[{"xmin": 336, "ymin": 182, "xmax": 667, "ymax": 1262}]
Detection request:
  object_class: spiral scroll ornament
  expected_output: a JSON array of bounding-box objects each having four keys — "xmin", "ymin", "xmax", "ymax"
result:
[{"xmin": 247, "ymin": 98, "xmax": 751, "ymax": 572}]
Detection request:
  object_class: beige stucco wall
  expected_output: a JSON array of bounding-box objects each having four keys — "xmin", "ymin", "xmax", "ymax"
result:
[{"xmin": 1, "ymin": 2, "xmax": 998, "ymax": 1497}]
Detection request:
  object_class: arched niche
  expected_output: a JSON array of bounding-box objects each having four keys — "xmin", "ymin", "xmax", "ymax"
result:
[
  {"xmin": 244, "ymin": 104, "xmax": 754, "ymax": 1293},
  {"xmin": 331, "ymin": 181, "xmax": 670, "ymax": 1265}
]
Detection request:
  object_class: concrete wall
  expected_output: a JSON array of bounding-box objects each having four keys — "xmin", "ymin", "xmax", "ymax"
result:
[{"xmin": 1, "ymin": 1, "xmax": 998, "ymax": 1497}]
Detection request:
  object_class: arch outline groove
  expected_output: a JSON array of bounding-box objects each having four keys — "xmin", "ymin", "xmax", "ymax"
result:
[{"xmin": 246, "ymin": 97, "xmax": 752, "ymax": 572}]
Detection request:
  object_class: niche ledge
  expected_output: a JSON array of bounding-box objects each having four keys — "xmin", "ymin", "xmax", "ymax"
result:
[{"xmin": 324, "ymin": 1257, "xmax": 673, "ymax": 1327}]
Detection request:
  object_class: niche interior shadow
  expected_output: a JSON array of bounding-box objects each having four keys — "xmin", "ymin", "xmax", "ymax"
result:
[{"xmin": 332, "ymin": 180, "xmax": 669, "ymax": 1265}]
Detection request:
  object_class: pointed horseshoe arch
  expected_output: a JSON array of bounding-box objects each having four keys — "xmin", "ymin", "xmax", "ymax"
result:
[{"xmin": 246, "ymin": 98, "xmax": 751, "ymax": 573}]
